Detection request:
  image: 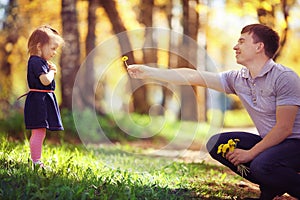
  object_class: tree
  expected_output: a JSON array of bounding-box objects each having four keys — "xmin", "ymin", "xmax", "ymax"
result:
[
  {"xmin": 84, "ymin": 0, "xmax": 99, "ymax": 112},
  {"xmin": 179, "ymin": 0, "xmax": 201, "ymax": 121},
  {"xmin": 256, "ymin": 0, "xmax": 295, "ymax": 60},
  {"xmin": 161, "ymin": 0, "xmax": 180, "ymax": 117},
  {"xmin": 0, "ymin": 0, "xmax": 20, "ymax": 115},
  {"xmin": 138, "ymin": 0, "xmax": 156, "ymax": 114},
  {"xmin": 99, "ymin": 0, "xmax": 150, "ymax": 114},
  {"xmin": 60, "ymin": 0, "xmax": 81, "ymax": 110},
  {"xmin": 226, "ymin": 0, "xmax": 296, "ymax": 61}
]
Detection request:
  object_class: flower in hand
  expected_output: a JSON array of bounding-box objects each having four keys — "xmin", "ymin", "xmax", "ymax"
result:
[
  {"xmin": 122, "ymin": 56, "xmax": 128, "ymax": 68},
  {"xmin": 217, "ymin": 139, "xmax": 250, "ymax": 177}
]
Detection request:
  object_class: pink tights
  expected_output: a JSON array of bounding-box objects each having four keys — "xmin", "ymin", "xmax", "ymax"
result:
[{"xmin": 30, "ymin": 128, "xmax": 46, "ymax": 163}]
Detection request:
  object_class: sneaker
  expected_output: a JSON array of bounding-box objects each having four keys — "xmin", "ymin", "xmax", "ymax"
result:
[{"xmin": 33, "ymin": 160, "xmax": 45, "ymax": 168}]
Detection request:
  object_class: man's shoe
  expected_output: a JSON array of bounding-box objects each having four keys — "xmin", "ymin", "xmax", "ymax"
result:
[{"xmin": 260, "ymin": 191, "xmax": 284, "ymax": 200}]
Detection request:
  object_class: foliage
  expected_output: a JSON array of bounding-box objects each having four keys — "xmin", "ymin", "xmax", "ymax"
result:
[
  {"xmin": 0, "ymin": 107, "xmax": 253, "ymax": 144},
  {"xmin": 223, "ymin": 109, "xmax": 254, "ymax": 127},
  {"xmin": 0, "ymin": 135, "xmax": 259, "ymax": 199},
  {"xmin": 1, "ymin": 0, "xmax": 300, "ymax": 120},
  {"xmin": 0, "ymin": 110, "xmax": 25, "ymax": 137}
]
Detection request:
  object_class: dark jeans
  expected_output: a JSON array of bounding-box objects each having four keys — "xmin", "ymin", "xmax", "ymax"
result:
[{"xmin": 206, "ymin": 132, "xmax": 300, "ymax": 199}]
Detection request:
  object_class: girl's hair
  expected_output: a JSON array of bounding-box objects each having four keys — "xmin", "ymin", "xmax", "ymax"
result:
[
  {"xmin": 27, "ymin": 25, "xmax": 64, "ymax": 55},
  {"xmin": 241, "ymin": 24, "xmax": 279, "ymax": 58}
]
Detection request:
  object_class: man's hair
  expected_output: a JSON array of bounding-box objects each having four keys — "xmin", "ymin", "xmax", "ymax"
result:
[
  {"xmin": 27, "ymin": 25, "xmax": 64, "ymax": 55},
  {"xmin": 241, "ymin": 24, "xmax": 280, "ymax": 58}
]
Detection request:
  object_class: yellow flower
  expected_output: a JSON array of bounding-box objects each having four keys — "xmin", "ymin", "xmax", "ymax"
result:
[
  {"xmin": 217, "ymin": 138, "xmax": 249, "ymax": 177},
  {"xmin": 228, "ymin": 138, "xmax": 239, "ymax": 152},
  {"xmin": 122, "ymin": 56, "xmax": 128, "ymax": 61},
  {"xmin": 217, "ymin": 144, "xmax": 224, "ymax": 154},
  {"xmin": 217, "ymin": 138, "xmax": 239, "ymax": 157},
  {"xmin": 221, "ymin": 143, "xmax": 230, "ymax": 157},
  {"xmin": 122, "ymin": 56, "xmax": 129, "ymax": 67}
]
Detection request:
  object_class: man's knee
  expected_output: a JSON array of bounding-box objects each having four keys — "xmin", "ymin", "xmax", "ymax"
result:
[{"xmin": 206, "ymin": 134, "xmax": 221, "ymax": 154}]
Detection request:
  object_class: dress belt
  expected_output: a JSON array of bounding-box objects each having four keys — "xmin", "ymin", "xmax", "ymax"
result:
[
  {"xmin": 17, "ymin": 89, "xmax": 54, "ymax": 100},
  {"xmin": 28, "ymin": 89, "xmax": 54, "ymax": 93}
]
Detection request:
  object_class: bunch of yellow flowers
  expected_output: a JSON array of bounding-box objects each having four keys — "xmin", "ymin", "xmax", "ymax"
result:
[{"xmin": 217, "ymin": 138, "xmax": 250, "ymax": 177}]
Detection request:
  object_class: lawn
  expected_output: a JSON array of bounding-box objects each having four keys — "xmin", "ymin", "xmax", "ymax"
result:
[{"xmin": 0, "ymin": 134, "xmax": 259, "ymax": 200}]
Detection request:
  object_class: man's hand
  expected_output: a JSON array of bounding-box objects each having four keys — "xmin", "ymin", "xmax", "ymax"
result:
[
  {"xmin": 226, "ymin": 149, "xmax": 254, "ymax": 166},
  {"xmin": 127, "ymin": 64, "xmax": 150, "ymax": 79}
]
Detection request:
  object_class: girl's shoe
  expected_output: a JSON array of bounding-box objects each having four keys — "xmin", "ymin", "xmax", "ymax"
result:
[
  {"xmin": 33, "ymin": 160, "xmax": 52, "ymax": 172},
  {"xmin": 33, "ymin": 160, "xmax": 45, "ymax": 168}
]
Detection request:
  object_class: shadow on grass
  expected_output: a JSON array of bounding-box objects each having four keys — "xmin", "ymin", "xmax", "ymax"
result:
[
  {"xmin": 0, "ymin": 137, "xmax": 259, "ymax": 200},
  {"xmin": 0, "ymin": 159, "xmax": 259, "ymax": 200}
]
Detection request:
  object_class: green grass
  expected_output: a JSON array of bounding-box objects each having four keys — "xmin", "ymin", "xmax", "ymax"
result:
[
  {"xmin": 0, "ymin": 108, "xmax": 254, "ymax": 146},
  {"xmin": 0, "ymin": 134, "xmax": 259, "ymax": 200}
]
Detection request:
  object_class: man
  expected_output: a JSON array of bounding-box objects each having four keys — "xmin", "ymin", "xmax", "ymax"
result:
[{"xmin": 127, "ymin": 24, "xmax": 300, "ymax": 199}]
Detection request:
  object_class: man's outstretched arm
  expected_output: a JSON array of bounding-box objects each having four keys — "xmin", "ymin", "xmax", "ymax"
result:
[{"xmin": 127, "ymin": 64, "xmax": 224, "ymax": 92}]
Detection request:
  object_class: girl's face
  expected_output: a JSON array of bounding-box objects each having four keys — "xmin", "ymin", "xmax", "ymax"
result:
[{"xmin": 39, "ymin": 38, "xmax": 60, "ymax": 61}]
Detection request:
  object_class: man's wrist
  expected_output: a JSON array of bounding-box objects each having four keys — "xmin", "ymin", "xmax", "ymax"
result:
[{"xmin": 248, "ymin": 146, "xmax": 261, "ymax": 160}]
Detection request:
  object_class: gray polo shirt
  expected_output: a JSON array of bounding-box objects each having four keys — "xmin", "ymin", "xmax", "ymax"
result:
[{"xmin": 221, "ymin": 59, "xmax": 300, "ymax": 139}]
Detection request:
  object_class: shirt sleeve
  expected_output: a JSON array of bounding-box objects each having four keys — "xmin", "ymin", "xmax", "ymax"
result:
[
  {"xmin": 30, "ymin": 58, "xmax": 49, "ymax": 78},
  {"xmin": 220, "ymin": 70, "xmax": 238, "ymax": 94},
  {"xmin": 276, "ymin": 71, "xmax": 300, "ymax": 106},
  {"xmin": 27, "ymin": 56, "xmax": 54, "ymax": 90}
]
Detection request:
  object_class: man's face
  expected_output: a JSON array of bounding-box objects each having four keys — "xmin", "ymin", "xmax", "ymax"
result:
[{"xmin": 233, "ymin": 32, "xmax": 261, "ymax": 66}]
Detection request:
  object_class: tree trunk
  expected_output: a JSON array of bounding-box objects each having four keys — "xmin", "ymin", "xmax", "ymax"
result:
[
  {"xmin": 0, "ymin": 0, "xmax": 20, "ymax": 113},
  {"xmin": 256, "ymin": 0, "xmax": 293, "ymax": 61},
  {"xmin": 60, "ymin": 0, "xmax": 81, "ymax": 110},
  {"xmin": 273, "ymin": 0, "xmax": 290, "ymax": 61},
  {"xmin": 140, "ymin": 0, "xmax": 157, "ymax": 114},
  {"xmin": 140, "ymin": 0, "xmax": 157, "ymax": 67},
  {"xmin": 161, "ymin": 0, "xmax": 177, "ymax": 115},
  {"xmin": 179, "ymin": 0, "xmax": 201, "ymax": 121},
  {"xmin": 84, "ymin": 0, "xmax": 100, "ymax": 112},
  {"xmin": 100, "ymin": 0, "xmax": 149, "ymax": 114}
]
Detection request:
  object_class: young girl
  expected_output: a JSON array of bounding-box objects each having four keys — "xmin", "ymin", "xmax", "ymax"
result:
[{"xmin": 24, "ymin": 26, "xmax": 64, "ymax": 167}]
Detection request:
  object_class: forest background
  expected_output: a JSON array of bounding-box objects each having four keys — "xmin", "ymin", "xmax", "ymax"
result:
[{"xmin": 1, "ymin": 0, "xmax": 300, "ymax": 143}]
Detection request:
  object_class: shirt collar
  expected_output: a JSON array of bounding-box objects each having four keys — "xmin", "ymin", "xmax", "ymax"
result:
[
  {"xmin": 241, "ymin": 59, "xmax": 275, "ymax": 79},
  {"xmin": 241, "ymin": 67, "xmax": 250, "ymax": 78},
  {"xmin": 257, "ymin": 59, "xmax": 275, "ymax": 77}
]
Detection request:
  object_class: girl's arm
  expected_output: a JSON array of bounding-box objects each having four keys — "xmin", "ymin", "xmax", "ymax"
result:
[
  {"xmin": 127, "ymin": 64, "xmax": 224, "ymax": 92},
  {"xmin": 39, "ymin": 62, "xmax": 57, "ymax": 86}
]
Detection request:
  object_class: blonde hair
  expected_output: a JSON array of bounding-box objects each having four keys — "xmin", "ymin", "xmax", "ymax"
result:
[{"xmin": 27, "ymin": 25, "xmax": 64, "ymax": 55}]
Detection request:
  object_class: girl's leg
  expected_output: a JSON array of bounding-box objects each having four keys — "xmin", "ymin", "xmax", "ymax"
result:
[{"xmin": 30, "ymin": 128, "xmax": 46, "ymax": 164}]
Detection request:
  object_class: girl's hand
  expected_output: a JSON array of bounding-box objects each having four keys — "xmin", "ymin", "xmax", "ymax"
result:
[
  {"xmin": 48, "ymin": 61, "xmax": 57, "ymax": 74},
  {"xmin": 127, "ymin": 64, "xmax": 151, "ymax": 79},
  {"xmin": 40, "ymin": 61, "xmax": 57, "ymax": 85}
]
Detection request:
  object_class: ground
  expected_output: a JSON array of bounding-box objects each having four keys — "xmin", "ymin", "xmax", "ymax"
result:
[{"xmin": 125, "ymin": 126, "xmax": 297, "ymax": 200}]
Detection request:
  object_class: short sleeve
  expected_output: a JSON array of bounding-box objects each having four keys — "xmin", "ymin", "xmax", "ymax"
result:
[
  {"xmin": 220, "ymin": 70, "xmax": 239, "ymax": 94},
  {"xmin": 30, "ymin": 58, "xmax": 48, "ymax": 78},
  {"xmin": 276, "ymin": 71, "xmax": 300, "ymax": 106},
  {"xmin": 27, "ymin": 56, "xmax": 54, "ymax": 90}
]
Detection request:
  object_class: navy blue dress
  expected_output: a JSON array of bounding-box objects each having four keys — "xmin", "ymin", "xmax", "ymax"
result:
[{"xmin": 24, "ymin": 56, "xmax": 64, "ymax": 131}]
